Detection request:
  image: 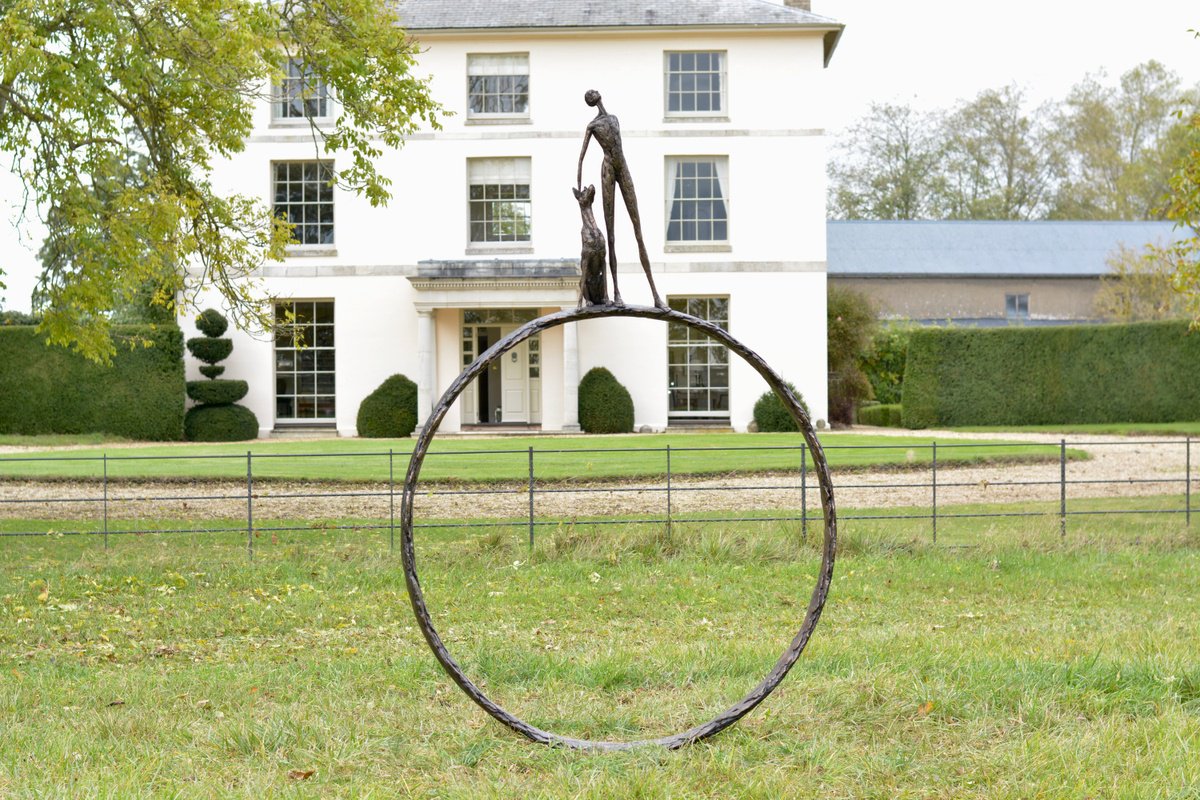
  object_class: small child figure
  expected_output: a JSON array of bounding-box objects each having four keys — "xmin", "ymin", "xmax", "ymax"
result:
[{"xmin": 573, "ymin": 184, "xmax": 609, "ymax": 307}]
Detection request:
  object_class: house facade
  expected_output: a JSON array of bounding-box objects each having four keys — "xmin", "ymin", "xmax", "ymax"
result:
[
  {"xmin": 828, "ymin": 220, "xmax": 1190, "ymax": 326},
  {"xmin": 198, "ymin": 0, "xmax": 843, "ymax": 436}
]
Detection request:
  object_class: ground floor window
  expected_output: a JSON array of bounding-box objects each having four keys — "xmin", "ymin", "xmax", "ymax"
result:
[
  {"xmin": 275, "ymin": 301, "xmax": 335, "ymax": 421},
  {"xmin": 460, "ymin": 308, "xmax": 540, "ymax": 424},
  {"xmin": 667, "ymin": 297, "xmax": 729, "ymax": 417},
  {"xmin": 1005, "ymin": 292, "xmax": 1030, "ymax": 320}
]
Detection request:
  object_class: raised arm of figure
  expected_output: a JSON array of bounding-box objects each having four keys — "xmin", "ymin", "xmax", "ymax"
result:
[{"xmin": 576, "ymin": 128, "xmax": 593, "ymax": 190}]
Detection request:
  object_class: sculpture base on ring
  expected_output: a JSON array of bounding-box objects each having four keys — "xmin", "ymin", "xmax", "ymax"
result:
[{"xmin": 399, "ymin": 304, "xmax": 837, "ymax": 750}]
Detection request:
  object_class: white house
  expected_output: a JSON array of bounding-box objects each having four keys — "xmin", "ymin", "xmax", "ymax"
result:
[{"xmin": 198, "ymin": 0, "xmax": 843, "ymax": 436}]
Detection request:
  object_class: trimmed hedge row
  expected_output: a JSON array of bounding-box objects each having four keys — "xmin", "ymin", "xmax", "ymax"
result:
[
  {"xmin": 857, "ymin": 403, "xmax": 904, "ymax": 428},
  {"xmin": 902, "ymin": 321, "xmax": 1200, "ymax": 428},
  {"xmin": 0, "ymin": 325, "xmax": 185, "ymax": 440}
]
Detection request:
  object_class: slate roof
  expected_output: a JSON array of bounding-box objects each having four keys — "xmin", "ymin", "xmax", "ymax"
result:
[
  {"xmin": 827, "ymin": 220, "xmax": 1192, "ymax": 278},
  {"xmin": 394, "ymin": 0, "xmax": 843, "ymax": 64}
]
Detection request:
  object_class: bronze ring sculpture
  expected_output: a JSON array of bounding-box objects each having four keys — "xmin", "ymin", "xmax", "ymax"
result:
[{"xmin": 400, "ymin": 303, "xmax": 837, "ymax": 750}]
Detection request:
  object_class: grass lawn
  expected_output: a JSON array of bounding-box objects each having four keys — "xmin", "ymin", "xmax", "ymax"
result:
[
  {"xmin": 0, "ymin": 431, "xmax": 1081, "ymax": 483},
  {"xmin": 2, "ymin": 499, "xmax": 1198, "ymax": 797},
  {"xmin": 947, "ymin": 421, "xmax": 1200, "ymax": 437}
]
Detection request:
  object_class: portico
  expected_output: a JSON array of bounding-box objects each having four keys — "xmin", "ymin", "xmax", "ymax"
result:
[{"xmin": 408, "ymin": 260, "xmax": 582, "ymax": 433}]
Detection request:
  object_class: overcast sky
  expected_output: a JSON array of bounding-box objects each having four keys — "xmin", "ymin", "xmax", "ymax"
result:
[{"xmin": 2, "ymin": 1, "xmax": 1198, "ymax": 311}]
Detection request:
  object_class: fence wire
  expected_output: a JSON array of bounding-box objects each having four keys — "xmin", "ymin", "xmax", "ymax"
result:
[{"xmin": 0, "ymin": 437, "xmax": 1193, "ymax": 557}]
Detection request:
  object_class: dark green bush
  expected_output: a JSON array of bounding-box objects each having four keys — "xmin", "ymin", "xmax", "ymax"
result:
[
  {"xmin": 186, "ymin": 337, "xmax": 233, "ymax": 364},
  {"xmin": 0, "ymin": 325, "xmax": 184, "ymax": 440},
  {"xmin": 194, "ymin": 308, "xmax": 229, "ymax": 338},
  {"xmin": 752, "ymin": 381, "xmax": 809, "ymax": 432},
  {"xmin": 185, "ymin": 308, "xmax": 258, "ymax": 441},
  {"xmin": 902, "ymin": 320, "xmax": 1200, "ymax": 428},
  {"xmin": 357, "ymin": 374, "xmax": 418, "ymax": 438},
  {"xmin": 184, "ymin": 404, "xmax": 259, "ymax": 442},
  {"xmin": 828, "ymin": 286, "xmax": 878, "ymax": 425},
  {"xmin": 857, "ymin": 403, "xmax": 905, "ymax": 427},
  {"xmin": 186, "ymin": 379, "xmax": 248, "ymax": 405},
  {"xmin": 861, "ymin": 324, "xmax": 913, "ymax": 406},
  {"xmin": 578, "ymin": 367, "xmax": 634, "ymax": 434}
]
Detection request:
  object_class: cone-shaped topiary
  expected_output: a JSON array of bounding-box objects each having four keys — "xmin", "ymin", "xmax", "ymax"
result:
[
  {"xmin": 184, "ymin": 308, "xmax": 258, "ymax": 441},
  {"xmin": 578, "ymin": 367, "xmax": 634, "ymax": 434},
  {"xmin": 752, "ymin": 381, "xmax": 809, "ymax": 432},
  {"xmin": 357, "ymin": 374, "xmax": 418, "ymax": 437}
]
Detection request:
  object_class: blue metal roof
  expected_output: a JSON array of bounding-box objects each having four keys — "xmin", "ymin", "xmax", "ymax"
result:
[{"xmin": 827, "ymin": 220, "xmax": 1192, "ymax": 278}]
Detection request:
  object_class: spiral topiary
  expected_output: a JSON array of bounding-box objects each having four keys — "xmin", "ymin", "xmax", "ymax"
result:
[
  {"xmin": 184, "ymin": 308, "xmax": 259, "ymax": 441},
  {"xmin": 578, "ymin": 367, "xmax": 634, "ymax": 434}
]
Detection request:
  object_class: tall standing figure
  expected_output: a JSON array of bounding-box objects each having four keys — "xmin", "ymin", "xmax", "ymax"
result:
[{"xmin": 576, "ymin": 89, "xmax": 667, "ymax": 309}]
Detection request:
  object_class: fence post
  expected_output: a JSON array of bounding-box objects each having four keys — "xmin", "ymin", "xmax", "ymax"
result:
[
  {"xmin": 665, "ymin": 445, "xmax": 672, "ymax": 537},
  {"xmin": 800, "ymin": 442, "xmax": 808, "ymax": 545},
  {"xmin": 102, "ymin": 453, "xmax": 109, "ymax": 550},
  {"xmin": 528, "ymin": 446, "xmax": 535, "ymax": 551},
  {"xmin": 1187, "ymin": 436, "xmax": 1191, "ymax": 527},
  {"xmin": 247, "ymin": 451, "xmax": 254, "ymax": 561},
  {"xmin": 931, "ymin": 441, "xmax": 938, "ymax": 544},
  {"xmin": 389, "ymin": 448, "xmax": 395, "ymax": 553},
  {"xmin": 1059, "ymin": 439, "xmax": 1067, "ymax": 539}
]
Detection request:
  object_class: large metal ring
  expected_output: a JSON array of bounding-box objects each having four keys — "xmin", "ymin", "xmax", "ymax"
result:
[{"xmin": 400, "ymin": 304, "xmax": 837, "ymax": 750}]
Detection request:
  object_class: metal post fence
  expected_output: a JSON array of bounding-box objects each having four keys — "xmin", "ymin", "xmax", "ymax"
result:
[
  {"xmin": 665, "ymin": 445, "xmax": 673, "ymax": 537},
  {"xmin": 931, "ymin": 441, "xmax": 938, "ymax": 544},
  {"xmin": 800, "ymin": 442, "xmax": 808, "ymax": 545},
  {"xmin": 1187, "ymin": 436, "xmax": 1192, "ymax": 527},
  {"xmin": 246, "ymin": 451, "xmax": 254, "ymax": 561},
  {"xmin": 1060, "ymin": 439, "xmax": 1067, "ymax": 539},
  {"xmin": 102, "ymin": 453, "xmax": 109, "ymax": 550},
  {"xmin": 389, "ymin": 449, "xmax": 396, "ymax": 553},
  {"xmin": 527, "ymin": 446, "xmax": 535, "ymax": 550}
]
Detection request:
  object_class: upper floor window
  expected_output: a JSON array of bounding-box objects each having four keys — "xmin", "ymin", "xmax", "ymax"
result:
[
  {"xmin": 273, "ymin": 161, "xmax": 334, "ymax": 246},
  {"xmin": 665, "ymin": 51, "xmax": 726, "ymax": 117},
  {"xmin": 467, "ymin": 53, "xmax": 530, "ymax": 120},
  {"xmin": 666, "ymin": 157, "xmax": 729, "ymax": 244},
  {"xmin": 1006, "ymin": 293, "xmax": 1030, "ymax": 321},
  {"xmin": 274, "ymin": 59, "xmax": 329, "ymax": 120},
  {"xmin": 468, "ymin": 158, "xmax": 532, "ymax": 244}
]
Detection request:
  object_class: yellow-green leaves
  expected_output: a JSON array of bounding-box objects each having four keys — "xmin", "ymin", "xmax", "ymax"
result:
[{"xmin": 0, "ymin": 0, "xmax": 442, "ymax": 360}]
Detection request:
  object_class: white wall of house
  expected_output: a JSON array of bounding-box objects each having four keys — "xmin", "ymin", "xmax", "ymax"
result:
[{"xmin": 204, "ymin": 23, "xmax": 833, "ymax": 436}]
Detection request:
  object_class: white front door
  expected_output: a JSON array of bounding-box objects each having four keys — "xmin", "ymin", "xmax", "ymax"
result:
[{"xmin": 501, "ymin": 338, "xmax": 528, "ymax": 422}]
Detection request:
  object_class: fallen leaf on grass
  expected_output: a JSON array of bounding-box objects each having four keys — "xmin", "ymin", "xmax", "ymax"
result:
[
  {"xmin": 287, "ymin": 769, "xmax": 316, "ymax": 781},
  {"xmin": 107, "ymin": 700, "xmax": 125, "ymax": 707},
  {"xmin": 917, "ymin": 701, "xmax": 934, "ymax": 716}
]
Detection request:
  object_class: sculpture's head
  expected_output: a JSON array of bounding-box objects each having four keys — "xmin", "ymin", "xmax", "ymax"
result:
[
  {"xmin": 573, "ymin": 184, "xmax": 596, "ymax": 205},
  {"xmin": 584, "ymin": 89, "xmax": 602, "ymax": 107}
]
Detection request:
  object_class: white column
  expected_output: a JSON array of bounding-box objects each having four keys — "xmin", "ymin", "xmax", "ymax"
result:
[
  {"xmin": 561, "ymin": 310, "xmax": 581, "ymax": 432},
  {"xmin": 416, "ymin": 309, "xmax": 435, "ymax": 433}
]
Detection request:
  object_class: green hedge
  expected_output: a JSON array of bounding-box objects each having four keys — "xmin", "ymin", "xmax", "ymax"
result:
[
  {"xmin": 186, "ymin": 379, "xmax": 248, "ymax": 406},
  {"xmin": 578, "ymin": 367, "xmax": 634, "ymax": 434},
  {"xmin": 752, "ymin": 382, "xmax": 809, "ymax": 432},
  {"xmin": 186, "ymin": 337, "xmax": 233, "ymax": 365},
  {"xmin": 0, "ymin": 325, "xmax": 185, "ymax": 440},
  {"xmin": 857, "ymin": 403, "xmax": 905, "ymax": 428},
  {"xmin": 357, "ymin": 374, "xmax": 418, "ymax": 438},
  {"xmin": 184, "ymin": 404, "xmax": 259, "ymax": 442},
  {"xmin": 902, "ymin": 321, "xmax": 1200, "ymax": 428}
]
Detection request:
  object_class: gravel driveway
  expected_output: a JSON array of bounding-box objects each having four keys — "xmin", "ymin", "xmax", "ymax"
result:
[{"xmin": 0, "ymin": 430, "xmax": 1192, "ymax": 524}]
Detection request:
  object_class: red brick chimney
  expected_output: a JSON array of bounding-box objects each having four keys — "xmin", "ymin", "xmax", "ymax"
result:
[{"xmin": 784, "ymin": 0, "xmax": 812, "ymax": 10}]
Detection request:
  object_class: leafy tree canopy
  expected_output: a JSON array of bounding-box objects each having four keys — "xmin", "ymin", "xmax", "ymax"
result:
[
  {"xmin": 0, "ymin": 0, "xmax": 442, "ymax": 360},
  {"xmin": 829, "ymin": 60, "xmax": 1198, "ymax": 224}
]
